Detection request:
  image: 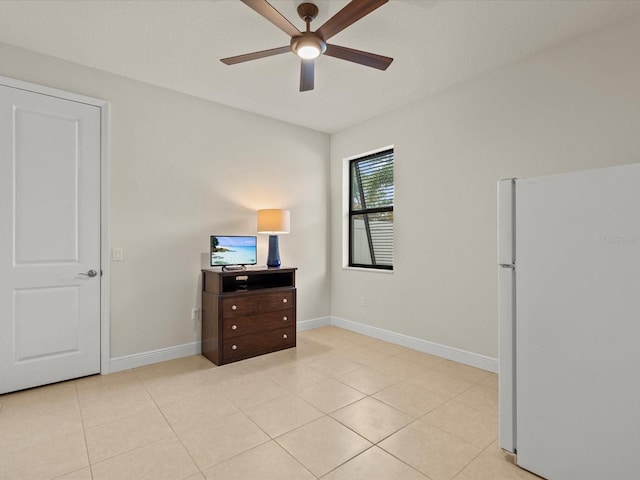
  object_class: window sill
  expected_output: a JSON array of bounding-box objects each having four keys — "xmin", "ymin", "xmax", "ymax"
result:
[{"xmin": 342, "ymin": 266, "xmax": 394, "ymax": 274}]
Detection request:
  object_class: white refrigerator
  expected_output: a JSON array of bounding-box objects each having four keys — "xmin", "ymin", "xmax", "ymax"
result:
[{"xmin": 498, "ymin": 163, "xmax": 640, "ymax": 480}]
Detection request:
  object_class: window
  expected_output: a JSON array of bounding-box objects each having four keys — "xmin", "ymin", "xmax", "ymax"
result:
[{"xmin": 348, "ymin": 148, "xmax": 394, "ymax": 270}]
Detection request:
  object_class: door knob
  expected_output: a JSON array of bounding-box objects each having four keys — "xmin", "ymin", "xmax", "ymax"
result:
[{"xmin": 79, "ymin": 269, "xmax": 98, "ymax": 278}]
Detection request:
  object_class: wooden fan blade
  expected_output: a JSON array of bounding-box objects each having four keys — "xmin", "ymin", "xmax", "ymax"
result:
[
  {"xmin": 317, "ymin": 0, "xmax": 388, "ymax": 41},
  {"xmin": 300, "ymin": 59, "xmax": 315, "ymax": 91},
  {"xmin": 324, "ymin": 44, "xmax": 393, "ymax": 70},
  {"xmin": 241, "ymin": 0, "xmax": 301, "ymax": 37},
  {"xmin": 221, "ymin": 46, "xmax": 290, "ymax": 65}
]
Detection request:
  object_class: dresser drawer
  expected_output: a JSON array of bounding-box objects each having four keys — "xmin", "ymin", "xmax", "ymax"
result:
[
  {"xmin": 223, "ymin": 309, "xmax": 293, "ymax": 339},
  {"xmin": 222, "ymin": 290, "xmax": 294, "ymax": 318},
  {"xmin": 223, "ymin": 326, "xmax": 296, "ymax": 362}
]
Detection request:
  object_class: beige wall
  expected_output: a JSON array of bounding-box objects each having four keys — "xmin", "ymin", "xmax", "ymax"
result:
[
  {"xmin": 0, "ymin": 42, "xmax": 331, "ymax": 358},
  {"xmin": 330, "ymin": 16, "xmax": 640, "ymax": 359}
]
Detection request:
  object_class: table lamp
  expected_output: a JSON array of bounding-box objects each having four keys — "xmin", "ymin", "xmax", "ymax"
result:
[{"xmin": 257, "ymin": 209, "xmax": 290, "ymax": 268}]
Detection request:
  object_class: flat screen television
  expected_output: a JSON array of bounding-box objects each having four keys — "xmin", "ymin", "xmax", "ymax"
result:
[{"xmin": 210, "ymin": 235, "xmax": 257, "ymax": 267}]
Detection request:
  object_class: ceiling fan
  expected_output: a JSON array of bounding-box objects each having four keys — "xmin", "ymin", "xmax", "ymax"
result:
[{"xmin": 221, "ymin": 0, "xmax": 393, "ymax": 92}]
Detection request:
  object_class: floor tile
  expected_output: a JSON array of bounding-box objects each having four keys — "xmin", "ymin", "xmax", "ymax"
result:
[
  {"xmin": 380, "ymin": 420, "xmax": 480, "ymax": 480},
  {"xmin": 134, "ymin": 355, "xmax": 213, "ymax": 383},
  {"xmin": 276, "ymin": 416, "xmax": 372, "ymax": 477},
  {"xmin": 332, "ymin": 328, "xmax": 379, "ymax": 346},
  {"xmin": 0, "ymin": 381, "xmax": 77, "ymax": 413},
  {"xmin": 84, "ymin": 408, "xmax": 174, "ymax": 463},
  {"xmin": 266, "ymin": 362, "xmax": 329, "ymax": 391},
  {"xmin": 235, "ymin": 348, "xmax": 299, "ymax": 372},
  {"xmin": 141, "ymin": 371, "xmax": 210, "ymax": 406},
  {"xmin": 219, "ymin": 372, "xmax": 289, "ymax": 410},
  {"xmin": 244, "ymin": 392, "xmax": 324, "ymax": 438},
  {"xmin": 422, "ymin": 401, "xmax": 498, "ymax": 449},
  {"xmin": 197, "ymin": 360, "xmax": 256, "ymax": 386},
  {"xmin": 337, "ymin": 345, "xmax": 393, "ymax": 366},
  {"xmin": 330, "ymin": 397, "xmax": 414, "ymax": 443},
  {"xmin": 364, "ymin": 339, "xmax": 411, "ymax": 356},
  {"xmin": 177, "ymin": 412, "xmax": 269, "ymax": 469},
  {"xmin": 451, "ymin": 384, "xmax": 499, "ymax": 417},
  {"xmin": 369, "ymin": 356, "xmax": 428, "ymax": 380},
  {"xmin": 202, "ymin": 441, "xmax": 315, "ymax": 480},
  {"xmin": 373, "ymin": 380, "xmax": 448, "ymax": 418},
  {"xmin": 159, "ymin": 386, "xmax": 239, "ymax": 434},
  {"xmin": 321, "ymin": 445, "xmax": 428, "ymax": 480},
  {"xmin": 296, "ymin": 378, "xmax": 366, "ymax": 413},
  {"xmin": 406, "ymin": 368, "xmax": 474, "ymax": 399},
  {"xmin": 480, "ymin": 373, "xmax": 498, "ymax": 390},
  {"xmin": 53, "ymin": 467, "xmax": 93, "ymax": 480},
  {"xmin": 183, "ymin": 474, "xmax": 206, "ymax": 480},
  {"xmin": 0, "ymin": 400, "xmax": 83, "ymax": 451},
  {"xmin": 293, "ymin": 336, "xmax": 332, "ymax": 357},
  {"xmin": 297, "ymin": 327, "xmax": 344, "ymax": 346},
  {"xmin": 91, "ymin": 437, "xmax": 198, "ymax": 480},
  {"xmin": 297, "ymin": 330, "xmax": 359, "ymax": 352},
  {"xmin": 398, "ymin": 349, "xmax": 448, "ymax": 369},
  {"xmin": 334, "ymin": 365, "xmax": 399, "ymax": 395},
  {"xmin": 75, "ymin": 370, "xmax": 143, "ymax": 403},
  {"xmin": 433, "ymin": 360, "xmax": 493, "ymax": 384},
  {"xmin": 302, "ymin": 352, "xmax": 362, "ymax": 377},
  {"xmin": 79, "ymin": 385, "xmax": 157, "ymax": 428},
  {"xmin": 453, "ymin": 450, "xmax": 542, "ymax": 480},
  {"xmin": 484, "ymin": 439, "xmax": 514, "ymax": 459},
  {"xmin": 0, "ymin": 430, "xmax": 88, "ymax": 480}
]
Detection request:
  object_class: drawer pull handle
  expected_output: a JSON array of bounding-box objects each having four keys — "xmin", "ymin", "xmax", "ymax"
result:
[
  {"xmin": 231, "ymin": 344, "xmax": 237, "ymax": 350},
  {"xmin": 282, "ymin": 298, "xmax": 288, "ymax": 304},
  {"xmin": 283, "ymin": 334, "xmax": 288, "ymax": 339},
  {"xmin": 231, "ymin": 305, "xmax": 237, "ymax": 311},
  {"xmin": 283, "ymin": 316, "xmax": 288, "ymax": 321},
  {"xmin": 231, "ymin": 324, "xmax": 237, "ymax": 330}
]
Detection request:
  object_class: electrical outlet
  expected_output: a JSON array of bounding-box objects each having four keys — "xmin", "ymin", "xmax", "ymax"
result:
[
  {"xmin": 191, "ymin": 308, "xmax": 199, "ymax": 322},
  {"xmin": 360, "ymin": 296, "xmax": 366, "ymax": 307}
]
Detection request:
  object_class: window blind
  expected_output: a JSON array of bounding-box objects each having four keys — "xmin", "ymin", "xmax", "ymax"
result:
[{"xmin": 349, "ymin": 148, "xmax": 394, "ymax": 270}]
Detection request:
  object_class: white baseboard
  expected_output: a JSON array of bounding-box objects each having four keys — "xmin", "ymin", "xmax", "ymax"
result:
[
  {"xmin": 297, "ymin": 316, "xmax": 331, "ymax": 331},
  {"xmin": 107, "ymin": 318, "xmax": 331, "ymax": 372},
  {"xmin": 329, "ymin": 316, "xmax": 499, "ymax": 373},
  {"xmin": 107, "ymin": 316, "xmax": 498, "ymax": 374},
  {"xmin": 109, "ymin": 341, "xmax": 201, "ymax": 373}
]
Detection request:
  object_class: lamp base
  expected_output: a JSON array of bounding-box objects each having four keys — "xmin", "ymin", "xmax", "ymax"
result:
[{"xmin": 266, "ymin": 235, "xmax": 281, "ymax": 268}]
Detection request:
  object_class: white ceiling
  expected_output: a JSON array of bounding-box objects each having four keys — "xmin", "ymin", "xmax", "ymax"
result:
[{"xmin": 1, "ymin": 0, "xmax": 640, "ymax": 133}]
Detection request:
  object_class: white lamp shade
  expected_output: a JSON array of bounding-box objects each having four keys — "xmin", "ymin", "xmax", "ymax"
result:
[{"xmin": 257, "ymin": 209, "xmax": 290, "ymax": 234}]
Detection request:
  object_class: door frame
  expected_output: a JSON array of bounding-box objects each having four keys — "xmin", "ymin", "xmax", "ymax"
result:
[{"xmin": 0, "ymin": 74, "xmax": 111, "ymax": 375}]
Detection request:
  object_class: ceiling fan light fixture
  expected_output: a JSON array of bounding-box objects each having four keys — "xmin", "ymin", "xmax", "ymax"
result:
[
  {"xmin": 297, "ymin": 45, "xmax": 320, "ymax": 59},
  {"xmin": 291, "ymin": 33, "xmax": 326, "ymax": 60}
]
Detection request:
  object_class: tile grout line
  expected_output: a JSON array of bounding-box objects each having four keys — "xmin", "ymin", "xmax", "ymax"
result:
[
  {"xmin": 74, "ymin": 380, "xmax": 95, "ymax": 480},
  {"xmin": 132, "ymin": 366, "xmax": 206, "ymax": 480}
]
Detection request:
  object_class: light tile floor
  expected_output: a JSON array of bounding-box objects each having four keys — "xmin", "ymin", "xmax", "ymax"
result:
[{"xmin": 0, "ymin": 326, "xmax": 542, "ymax": 480}]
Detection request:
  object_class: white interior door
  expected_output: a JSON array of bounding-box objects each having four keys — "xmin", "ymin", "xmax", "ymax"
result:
[
  {"xmin": 0, "ymin": 83, "xmax": 102, "ymax": 394},
  {"xmin": 515, "ymin": 164, "xmax": 640, "ymax": 479}
]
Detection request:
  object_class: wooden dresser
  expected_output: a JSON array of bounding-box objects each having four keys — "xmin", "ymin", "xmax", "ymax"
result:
[{"xmin": 201, "ymin": 267, "xmax": 296, "ymax": 365}]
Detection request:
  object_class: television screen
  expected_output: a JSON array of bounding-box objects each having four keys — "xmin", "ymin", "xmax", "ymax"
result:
[{"xmin": 210, "ymin": 236, "xmax": 257, "ymax": 266}]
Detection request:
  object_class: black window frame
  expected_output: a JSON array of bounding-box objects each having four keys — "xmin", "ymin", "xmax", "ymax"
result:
[{"xmin": 348, "ymin": 148, "xmax": 394, "ymax": 270}]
